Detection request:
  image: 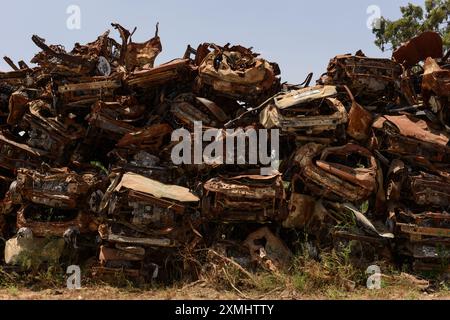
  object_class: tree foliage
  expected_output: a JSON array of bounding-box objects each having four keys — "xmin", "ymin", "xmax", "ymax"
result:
[{"xmin": 373, "ymin": 0, "xmax": 449, "ymax": 52}]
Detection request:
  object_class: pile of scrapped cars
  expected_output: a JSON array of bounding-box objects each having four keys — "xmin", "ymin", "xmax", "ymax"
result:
[{"xmin": 0, "ymin": 25, "xmax": 449, "ymax": 282}]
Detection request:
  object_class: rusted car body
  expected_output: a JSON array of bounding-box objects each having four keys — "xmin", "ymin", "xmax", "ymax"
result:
[
  {"xmin": 13, "ymin": 168, "xmax": 103, "ymax": 209},
  {"xmin": 31, "ymin": 35, "xmax": 99, "ymax": 75},
  {"xmin": 260, "ymin": 85, "xmax": 348, "ymax": 137},
  {"xmin": 409, "ymin": 172, "xmax": 450, "ymax": 208},
  {"xmin": 87, "ymin": 100, "xmax": 145, "ymax": 139},
  {"xmin": 97, "ymin": 172, "xmax": 199, "ymax": 276},
  {"xmin": 116, "ymin": 123, "xmax": 173, "ymax": 154},
  {"xmin": 385, "ymin": 154, "xmax": 450, "ymax": 272},
  {"xmin": 1, "ymin": 167, "xmax": 103, "ymax": 265},
  {"xmin": 372, "ymin": 115, "xmax": 450, "ymax": 164},
  {"xmin": 202, "ymin": 175, "xmax": 287, "ymax": 222},
  {"xmin": 103, "ymin": 172, "xmax": 199, "ymax": 227},
  {"xmin": 170, "ymin": 94, "xmax": 229, "ymax": 128},
  {"xmin": 320, "ymin": 53, "xmax": 403, "ymax": 103},
  {"xmin": 385, "ymin": 160, "xmax": 450, "ymax": 209},
  {"xmin": 196, "ymin": 43, "xmax": 280, "ymax": 102},
  {"xmin": 395, "ymin": 208, "xmax": 450, "ymax": 272},
  {"xmin": 107, "ymin": 150, "xmax": 176, "ymax": 184},
  {"xmin": 16, "ymin": 205, "xmax": 92, "ymax": 237},
  {"xmin": 0, "ymin": 131, "xmax": 49, "ymax": 171},
  {"xmin": 31, "ymin": 23, "xmax": 162, "ymax": 76},
  {"xmin": 292, "ymin": 143, "xmax": 379, "ymax": 203},
  {"xmin": 125, "ymin": 59, "xmax": 195, "ymax": 88},
  {"xmin": 393, "ymin": 32, "xmax": 449, "ymax": 126},
  {"xmin": 422, "ymin": 58, "xmax": 450, "ymax": 112},
  {"xmin": 17, "ymin": 100, "xmax": 85, "ymax": 160},
  {"xmin": 58, "ymin": 77, "xmax": 121, "ymax": 106}
]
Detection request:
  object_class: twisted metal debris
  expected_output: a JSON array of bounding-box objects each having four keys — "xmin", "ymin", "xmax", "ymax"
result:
[{"xmin": 0, "ymin": 24, "xmax": 449, "ymax": 282}]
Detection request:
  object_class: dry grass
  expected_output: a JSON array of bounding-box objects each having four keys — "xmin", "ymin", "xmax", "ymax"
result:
[{"xmin": 0, "ymin": 242, "xmax": 449, "ymax": 300}]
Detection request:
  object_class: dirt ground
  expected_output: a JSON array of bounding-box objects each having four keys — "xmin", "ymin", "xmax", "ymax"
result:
[{"xmin": 0, "ymin": 282, "xmax": 449, "ymax": 300}]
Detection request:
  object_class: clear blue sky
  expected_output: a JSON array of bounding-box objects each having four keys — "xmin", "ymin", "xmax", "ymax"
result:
[{"xmin": 0, "ymin": 0, "xmax": 423, "ymax": 83}]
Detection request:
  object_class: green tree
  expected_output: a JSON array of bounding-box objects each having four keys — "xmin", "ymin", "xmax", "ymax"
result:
[{"xmin": 373, "ymin": 0, "xmax": 449, "ymax": 52}]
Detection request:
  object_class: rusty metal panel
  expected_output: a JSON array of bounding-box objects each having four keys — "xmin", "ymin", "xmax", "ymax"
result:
[{"xmin": 393, "ymin": 31, "xmax": 443, "ymax": 68}]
